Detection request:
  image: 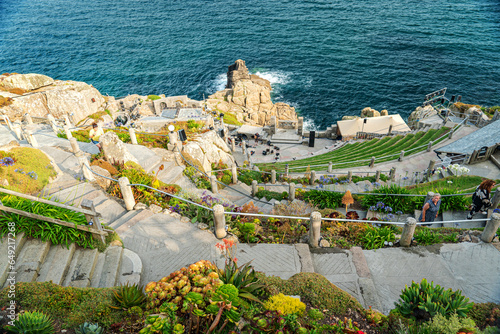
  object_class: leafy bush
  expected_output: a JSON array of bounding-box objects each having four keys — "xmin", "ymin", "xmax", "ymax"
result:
[
  {"xmin": 414, "ymin": 228, "xmax": 441, "ymax": 245},
  {"xmin": 183, "ymin": 166, "xmax": 211, "ymax": 190},
  {"xmin": 112, "ymin": 283, "xmax": 146, "ymax": 310},
  {"xmin": 147, "ymin": 94, "xmax": 161, "ymax": 101},
  {"xmin": 468, "ymin": 302, "xmax": 500, "ymax": 330},
  {"xmin": 362, "ymin": 185, "xmax": 415, "ymax": 214},
  {"xmin": 239, "ymin": 170, "xmax": 268, "ymax": 185},
  {"xmin": 361, "ymin": 226, "xmax": 395, "ymax": 249},
  {"xmin": 303, "ymin": 190, "xmax": 343, "ymax": 209},
  {"xmin": 4, "ymin": 311, "xmax": 54, "ymax": 334},
  {"xmin": 422, "ymin": 313, "xmax": 477, "ymax": 334},
  {"xmin": 264, "ymin": 293, "xmax": 306, "ymax": 315},
  {"xmin": 255, "ymin": 189, "xmax": 286, "ymax": 201},
  {"xmin": 393, "ymin": 278, "xmax": 473, "ymax": 321}
]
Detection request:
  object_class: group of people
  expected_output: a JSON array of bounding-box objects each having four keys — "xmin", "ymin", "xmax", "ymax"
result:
[{"xmin": 418, "ymin": 179, "xmax": 496, "ymax": 224}]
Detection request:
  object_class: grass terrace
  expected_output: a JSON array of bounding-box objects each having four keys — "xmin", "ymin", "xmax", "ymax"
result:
[{"xmin": 258, "ymin": 127, "xmax": 450, "ymax": 172}]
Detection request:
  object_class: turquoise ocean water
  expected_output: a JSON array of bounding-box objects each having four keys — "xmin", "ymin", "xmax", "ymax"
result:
[{"xmin": 0, "ymin": 0, "xmax": 499, "ymax": 129}]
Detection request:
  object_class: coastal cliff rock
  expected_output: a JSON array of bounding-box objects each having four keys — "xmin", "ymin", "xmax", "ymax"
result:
[
  {"xmin": 207, "ymin": 59, "xmax": 296, "ymax": 126},
  {"xmin": 0, "ymin": 73, "xmax": 104, "ymax": 124},
  {"xmin": 407, "ymin": 105, "xmax": 436, "ymax": 128},
  {"xmin": 361, "ymin": 107, "xmax": 380, "ymax": 118},
  {"xmin": 182, "ymin": 130, "xmax": 235, "ymax": 173},
  {"xmin": 99, "ymin": 131, "xmax": 139, "ymax": 165}
]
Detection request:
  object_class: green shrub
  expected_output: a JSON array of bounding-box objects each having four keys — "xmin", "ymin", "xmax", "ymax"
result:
[
  {"xmin": 147, "ymin": 94, "xmax": 161, "ymax": 101},
  {"xmin": 362, "ymin": 185, "xmax": 415, "ymax": 214},
  {"xmin": 414, "ymin": 228, "xmax": 441, "ymax": 245},
  {"xmin": 264, "ymin": 293, "xmax": 306, "ymax": 315},
  {"xmin": 468, "ymin": 302, "xmax": 500, "ymax": 330},
  {"xmin": 5, "ymin": 311, "xmax": 54, "ymax": 334},
  {"xmin": 112, "ymin": 283, "xmax": 146, "ymax": 310},
  {"xmin": 75, "ymin": 322, "xmax": 104, "ymax": 334},
  {"xmin": 422, "ymin": 313, "xmax": 476, "ymax": 334},
  {"xmin": 303, "ymin": 190, "xmax": 343, "ymax": 209},
  {"xmin": 393, "ymin": 278, "xmax": 473, "ymax": 321},
  {"xmin": 361, "ymin": 226, "xmax": 395, "ymax": 250},
  {"xmin": 239, "ymin": 170, "xmax": 265, "ymax": 186},
  {"xmin": 255, "ymin": 189, "xmax": 285, "ymax": 201}
]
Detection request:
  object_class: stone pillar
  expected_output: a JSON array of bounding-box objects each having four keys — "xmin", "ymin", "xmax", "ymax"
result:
[
  {"xmin": 271, "ymin": 170, "xmax": 276, "ymax": 184},
  {"xmin": 448, "ymin": 130, "xmax": 453, "ymax": 140},
  {"xmin": 246, "ymin": 150, "xmax": 251, "ymax": 164},
  {"xmin": 3, "ymin": 116, "xmax": 12, "ymax": 131},
  {"xmin": 270, "ymin": 116, "xmax": 277, "ymax": 135},
  {"xmin": 491, "ymin": 189, "xmax": 500, "ymax": 210},
  {"xmin": 427, "ymin": 141, "xmax": 433, "ymax": 152},
  {"xmin": 426, "ymin": 160, "xmax": 436, "ymax": 180},
  {"xmin": 231, "ymin": 164, "xmax": 238, "ymax": 184},
  {"xmin": 347, "ymin": 171, "xmax": 352, "ymax": 183},
  {"xmin": 77, "ymin": 153, "xmax": 95, "ymax": 182},
  {"xmin": 210, "ymin": 175, "xmax": 218, "ymax": 194},
  {"xmin": 375, "ymin": 170, "xmax": 381, "ymax": 182},
  {"xmin": 400, "ymin": 217, "xmax": 417, "ymax": 247},
  {"xmin": 253, "ymin": 165, "xmax": 258, "ymax": 171},
  {"xmin": 13, "ymin": 124, "xmax": 23, "ymax": 141},
  {"xmin": 288, "ymin": 183, "xmax": 295, "ymax": 201},
  {"xmin": 231, "ymin": 140, "xmax": 236, "ymax": 152},
  {"xmin": 129, "ymin": 127, "xmax": 138, "ymax": 145},
  {"xmin": 328, "ymin": 162, "xmax": 333, "ymax": 173},
  {"xmin": 310, "ymin": 171, "xmax": 316, "ymax": 185},
  {"xmin": 309, "ymin": 211, "xmax": 322, "ymax": 248},
  {"xmin": 168, "ymin": 130, "xmax": 178, "ymax": 148},
  {"xmin": 387, "ymin": 125, "xmax": 393, "ymax": 135},
  {"xmin": 64, "ymin": 125, "xmax": 73, "ymax": 139},
  {"xmin": 390, "ymin": 167, "xmax": 397, "ymax": 181},
  {"xmin": 27, "ymin": 130, "xmax": 38, "ymax": 148},
  {"xmin": 118, "ymin": 176, "xmax": 135, "ymax": 211},
  {"xmin": 69, "ymin": 137, "xmax": 80, "ymax": 154},
  {"xmin": 398, "ymin": 150, "xmax": 405, "ymax": 162},
  {"xmin": 369, "ymin": 156, "xmax": 375, "ymax": 168},
  {"xmin": 297, "ymin": 117, "xmax": 304, "ymax": 136},
  {"xmin": 24, "ymin": 113, "xmax": 33, "ymax": 125},
  {"xmin": 251, "ymin": 180, "xmax": 258, "ymax": 197},
  {"xmin": 64, "ymin": 114, "xmax": 72, "ymax": 127},
  {"xmin": 481, "ymin": 213, "xmax": 500, "ymax": 243},
  {"xmin": 285, "ymin": 164, "xmax": 289, "ymax": 177},
  {"xmin": 213, "ymin": 204, "xmax": 227, "ymax": 239}
]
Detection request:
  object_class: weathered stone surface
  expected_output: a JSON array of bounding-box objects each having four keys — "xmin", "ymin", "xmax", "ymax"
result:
[
  {"xmin": 0, "ymin": 73, "xmax": 54, "ymax": 91},
  {"xmin": 380, "ymin": 109, "xmax": 388, "ymax": 116},
  {"xmin": 208, "ymin": 60, "xmax": 296, "ymax": 126},
  {"xmin": 134, "ymin": 202, "xmax": 148, "ymax": 210},
  {"xmin": 90, "ymin": 165, "xmax": 111, "ymax": 189},
  {"xmin": 105, "ymin": 94, "xmax": 155, "ymax": 116},
  {"xmin": 181, "ymin": 130, "xmax": 235, "ymax": 172},
  {"xmin": 408, "ymin": 105, "xmax": 436, "ymax": 129},
  {"xmin": 100, "ymin": 131, "xmax": 139, "ymax": 165},
  {"xmin": 342, "ymin": 115, "xmax": 360, "ymax": 121},
  {"xmin": 361, "ymin": 107, "xmax": 380, "ymax": 118},
  {"xmin": 149, "ymin": 204, "xmax": 162, "ymax": 214}
]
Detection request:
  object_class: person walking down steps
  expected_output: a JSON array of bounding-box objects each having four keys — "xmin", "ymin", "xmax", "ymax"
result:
[
  {"xmin": 419, "ymin": 193, "xmax": 441, "ymax": 225},
  {"xmin": 89, "ymin": 122, "xmax": 104, "ymax": 150},
  {"xmin": 467, "ymin": 179, "xmax": 496, "ymax": 219}
]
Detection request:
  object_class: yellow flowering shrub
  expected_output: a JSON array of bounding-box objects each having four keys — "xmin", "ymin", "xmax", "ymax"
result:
[{"xmin": 264, "ymin": 293, "xmax": 306, "ymax": 315}]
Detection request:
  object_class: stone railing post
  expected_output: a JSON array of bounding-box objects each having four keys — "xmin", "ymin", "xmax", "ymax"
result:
[
  {"xmin": 129, "ymin": 127, "xmax": 138, "ymax": 145},
  {"xmin": 375, "ymin": 170, "xmax": 381, "ymax": 182},
  {"xmin": 118, "ymin": 176, "xmax": 135, "ymax": 211},
  {"xmin": 310, "ymin": 171, "xmax": 316, "ymax": 185},
  {"xmin": 64, "ymin": 114, "xmax": 72, "ymax": 127},
  {"xmin": 251, "ymin": 180, "xmax": 258, "ymax": 197},
  {"xmin": 481, "ymin": 213, "xmax": 500, "ymax": 243},
  {"xmin": 285, "ymin": 164, "xmax": 289, "ymax": 177},
  {"xmin": 24, "ymin": 113, "xmax": 33, "ymax": 125},
  {"xmin": 398, "ymin": 150, "xmax": 405, "ymax": 162},
  {"xmin": 27, "ymin": 130, "xmax": 38, "ymax": 148},
  {"xmin": 210, "ymin": 175, "xmax": 218, "ymax": 194},
  {"xmin": 427, "ymin": 141, "xmax": 433, "ymax": 152},
  {"xmin": 328, "ymin": 162, "xmax": 333, "ymax": 173},
  {"xmin": 2, "ymin": 115, "xmax": 13, "ymax": 131},
  {"xmin": 288, "ymin": 183, "xmax": 295, "ymax": 201},
  {"xmin": 448, "ymin": 130, "xmax": 453, "ymax": 140},
  {"xmin": 400, "ymin": 217, "xmax": 417, "ymax": 247},
  {"xmin": 77, "ymin": 153, "xmax": 95, "ymax": 182},
  {"xmin": 369, "ymin": 156, "xmax": 375, "ymax": 168},
  {"xmin": 241, "ymin": 140, "xmax": 246, "ymax": 154},
  {"xmin": 69, "ymin": 137, "xmax": 80, "ymax": 154},
  {"xmin": 390, "ymin": 167, "xmax": 397, "ymax": 181},
  {"xmin": 64, "ymin": 125, "xmax": 73, "ymax": 139},
  {"xmin": 426, "ymin": 160, "xmax": 436, "ymax": 180},
  {"xmin": 347, "ymin": 171, "xmax": 352, "ymax": 183},
  {"xmin": 231, "ymin": 164, "xmax": 238, "ymax": 184},
  {"xmin": 271, "ymin": 170, "xmax": 276, "ymax": 184},
  {"xmin": 309, "ymin": 211, "xmax": 322, "ymax": 248},
  {"xmin": 213, "ymin": 204, "xmax": 227, "ymax": 239},
  {"xmin": 13, "ymin": 124, "xmax": 22, "ymax": 141},
  {"xmin": 168, "ymin": 130, "xmax": 178, "ymax": 151},
  {"xmin": 231, "ymin": 140, "xmax": 236, "ymax": 152}
]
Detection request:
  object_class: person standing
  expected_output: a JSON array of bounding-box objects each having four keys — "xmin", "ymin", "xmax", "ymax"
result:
[
  {"xmin": 419, "ymin": 193, "xmax": 441, "ymax": 224},
  {"xmin": 467, "ymin": 179, "xmax": 496, "ymax": 219},
  {"xmin": 89, "ymin": 123, "xmax": 104, "ymax": 150}
]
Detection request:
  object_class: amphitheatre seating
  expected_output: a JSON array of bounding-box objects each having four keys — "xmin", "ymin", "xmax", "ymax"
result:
[{"xmin": 258, "ymin": 127, "xmax": 450, "ymax": 172}]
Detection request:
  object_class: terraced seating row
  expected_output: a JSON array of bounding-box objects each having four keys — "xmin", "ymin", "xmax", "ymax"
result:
[{"xmin": 258, "ymin": 127, "xmax": 450, "ymax": 172}]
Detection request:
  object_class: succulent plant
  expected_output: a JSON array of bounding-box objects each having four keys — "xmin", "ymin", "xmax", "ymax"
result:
[
  {"xmin": 112, "ymin": 282, "xmax": 146, "ymax": 309},
  {"xmin": 75, "ymin": 322, "xmax": 104, "ymax": 334},
  {"xmin": 4, "ymin": 311, "xmax": 54, "ymax": 334}
]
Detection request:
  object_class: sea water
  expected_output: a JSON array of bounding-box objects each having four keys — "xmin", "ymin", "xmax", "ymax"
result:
[{"xmin": 0, "ymin": 0, "xmax": 499, "ymax": 129}]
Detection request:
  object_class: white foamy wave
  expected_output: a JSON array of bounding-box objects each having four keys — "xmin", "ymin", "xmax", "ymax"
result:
[
  {"xmin": 208, "ymin": 73, "xmax": 227, "ymax": 94},
  {"xmin": 253, "ymin": 70, "xmax": 290, "ymax": 86},
  {"xmin": 303, "ymin": 118, "xmax": 318, "ymax": 131}
]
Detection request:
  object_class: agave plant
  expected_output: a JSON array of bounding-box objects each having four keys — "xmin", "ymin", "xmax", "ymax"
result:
[
  {"xmin": 4, "ymin": 311, "xmax": 54, "ymax": 334},
  {"xmin": 76, "ymin": 322, "xmax": 104, "ymax": 334},
  {"xmin": 112, "ymin": 283, "xmax": 146, "ymax": 309}
]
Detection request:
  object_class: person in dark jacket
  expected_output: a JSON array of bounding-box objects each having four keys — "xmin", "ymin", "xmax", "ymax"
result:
[{"xmin": 467, "ymin": 179, "xmax": 496, "ymax": 219}]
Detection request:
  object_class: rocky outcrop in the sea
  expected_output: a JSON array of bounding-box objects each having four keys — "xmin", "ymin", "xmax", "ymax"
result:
[
  {"xmin": 206, "ymin": 59, "xmax": 296, "ymax": 126},
  {"xmin": 407, "ymin": 105, "xmax": 436, "ymax": 128},
  {"xmin": 182, "ymin": 130, "xmax": 235, "ymax": 173},
  {"xmin": 341, "ymin": 107, "xmax": 389, "ymax": 120},
  {"xmin": 0, "ymin": 73, "xmax": 104, "ymax": 124}
]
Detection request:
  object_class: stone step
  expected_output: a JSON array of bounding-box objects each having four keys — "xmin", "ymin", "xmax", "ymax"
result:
[
  {"xmin": 0, "ymin": 233, "xmax": 26, "ymax": 287},
  {"xmin": 39, "ymin": 173, "xmax": 80, "ymax": 197},
  {"xmin": 39, "ymin": 146, "xmax": 81, "ymax": 174},
  {"xmin": 95, "ymin": 199, "xmax": 127, "ymax": 225},
  {"xmin": 118, "ymin": 248, "xmax": 143, "ymax": 286},
  {"xmin": 158, "ymin": 165, "xmax": 185, "ymax": 185},
  {"xmin": 36, "ymin": 243, "xmax": 76, "ymax": 285},
  {"xmin": 125, "ymin": 144, "xmax": 163, "ymax": 173},
  {"xmin": 115, "ymin": 209, "xmax": 155, "ymax": 233},
  {"xmin": 49, "ymin": 183, "xmax": 99, "ymax": 206},
  {"xmin": 109, "ymin": 210, "xmax": 141, "ymax": 229},
  {"xmin": 10, "ymin": 238, "xmax": 51, "ymax": 285},
  {"xmin": 91, "ymin": 246, "xmax": 123, "ymax": 288},
  {"xmin": 62, "ymin": 248, "xmax": 99, "ymax": 288}
]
